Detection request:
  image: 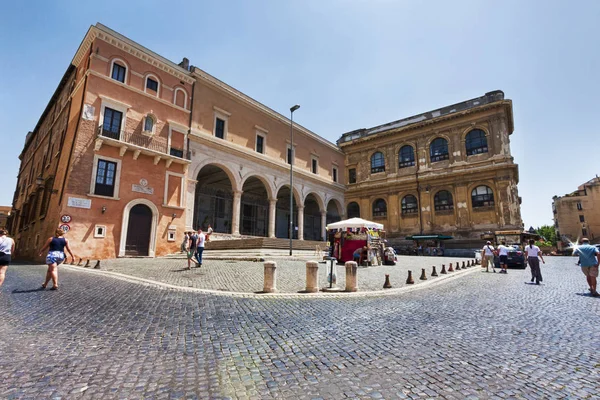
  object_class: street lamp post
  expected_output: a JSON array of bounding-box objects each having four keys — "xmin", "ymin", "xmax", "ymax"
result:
[{"xmin": 289, "ymin": 104, "xmax": 300, "ymax": 256}]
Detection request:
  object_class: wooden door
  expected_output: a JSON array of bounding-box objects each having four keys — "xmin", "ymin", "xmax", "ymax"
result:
[{"xmin": 125, "ymin": 204, "xmax": 152, "ymax": 256}]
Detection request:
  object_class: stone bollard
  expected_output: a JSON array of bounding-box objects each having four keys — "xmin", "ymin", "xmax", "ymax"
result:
[
  {"xmin": 383, "ymin": 274, "xmax": 392, "ymax": 289},
  {"xmin": 441, "ymin": 264, "xmax": 447, "ymax": 274},
  {"xmin": 462, "ymin": 261, "xmax": 466, "ymax": 269},
  {"xmin": 345, "ymin": 261, "xmax": 358, "ymax": 292},
  {"xmin": 467, "ymin": 260, "xmax": 471, "ymax": 267},
  {"xmin": 448, "ymin": 262, "xmax": 454, "ymax": 272},
  {"xmin": 77, "ymin": 257, "xmax": 82, "ymax": 266},
  {"xmin": 93, "ymin": 260, "xmax": 101, "ymax": 269},
  {"xmin": 84, "ymin": 259, "xmax": 90, "ymax": 268},
  {"xmin": 305, "ymin": 261, "xmax": 319, "ymax": 293},
  {"xmin": 263, "ymin": 261, "xmax": 277, "ymax": 293},
  {"xmin": 406, "ymin": 270, "xmax": 415, "ymax": 284},
  {"xmin": 419, "ymin": 268, "xmax": 427, "ymax": 280},
  {"xmin": 431, "ymin": 266, "xmax": 438, "ymax": 277}
]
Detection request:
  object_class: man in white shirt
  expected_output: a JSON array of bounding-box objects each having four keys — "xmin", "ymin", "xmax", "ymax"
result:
[
  {"xmin": 482, "ymin": 241, "xmax": 496, "ymax": 273},
  {"xmin": 195, "ymin": 229, "xmax": 206, "ymax": 267},
  {"xmin": 496, "ymin": 241, "xmax": 510, "ymax": 274}
]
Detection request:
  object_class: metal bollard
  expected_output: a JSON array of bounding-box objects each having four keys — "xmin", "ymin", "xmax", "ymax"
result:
[
  {"xmin": 305, "ymin": 261, "xmax": 319, "ymax": 293},
  {"xmin": 448, "ymin": 262, "xmax": 454, "ymax": 272},
  {"xmin": 406, "ymin": 270, "xmax": 415, "ymax": 284},
  {"xmin": 345, "ymin": 261, "xmax": 358, "ymax": 292},
  {"xmin": 84, "ymin": 259, "xmax": 90, "ymax": 268},
  {"xmin": 420, "ymin": 268, "xmax": 427, "ymax": 280},
  {"xmin": 93, "ymin": 260, "xmax": 101, "ymax": 269},
  {"xmin": 441, "ymin": 264, "xmax": 447, "ymax": 274},
  {"xmin": 431, "ymin": 266, "xmax": 438, "ymax": 277},
  {"xmin": 263, "ymin": 261, "xmax": 277, "ymax": 293}
]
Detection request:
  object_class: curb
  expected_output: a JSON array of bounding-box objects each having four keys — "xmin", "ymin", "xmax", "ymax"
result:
[{"xmin": 61, "ymin": 262, "xmax": 482, "ymax": 299}]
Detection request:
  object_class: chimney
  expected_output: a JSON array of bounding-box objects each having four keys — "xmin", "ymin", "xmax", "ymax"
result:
[{"xmin": 179, "ymin": 57, "xmax": 190, "ymax": 71}]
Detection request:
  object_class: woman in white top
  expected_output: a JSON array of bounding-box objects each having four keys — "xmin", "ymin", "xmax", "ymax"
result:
[
  {"xmin": 482, "ymin": 241, "xmax": 496, "ymax": 273},
  {"xmin": 525, "ymin": 239, "xmax": 545, "ymax": 285},
  {"xmin": 0, "ymin": 228, "xmax": 16, "ymax": 287}
]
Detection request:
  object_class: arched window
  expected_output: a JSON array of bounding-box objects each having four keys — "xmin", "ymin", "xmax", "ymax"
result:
[
  {"xmin": 471, "ymin": 185, "xmax": 494, "ymax": 208},
  {"xmin": 398, "ymin": 145, "xmax": 415, "ymax": 168},
  {"xmin": 434, "ymin": 190, "xmax": 454, "ymax": 211},
  {"xmin": 174, "ymin": 87, "xmax": 188, "ymax": 108},
  {"xmin": 110, "ymin": 59, "xmax": 127, "ymax": 83},
  {"xmin": 347, "ymin": 202, "xmax": 360, "ymax": 218},
  {"xmin": 145, "ymin": 74, "xmax": 160, "ymax": 96},
  {"xmin": 372, "ymin": 198, "xmax": 387, "ymax": 217},
  {"xmin": 401, "ymin": 195, "xmax": 418, "ymax": 215},
  {"xmin": 371, "ymin": 152, "xmax": 385, "ymax": 173},
  {"xmin": 465, "ymin": 129, "xmax": 488, "ymax": 156},
  {"xmin": 143, "ymin": 114, "xmax": 156, "ymax": 133},
  {"xmin": 429, "ymin": 138, "xmax": 449, "ymax": 162}
]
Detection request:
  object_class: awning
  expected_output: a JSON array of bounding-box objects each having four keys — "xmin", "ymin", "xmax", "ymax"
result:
[
  {"xmin": 405, "ymin": 235, "xmax": 454, "ymax": 240},
  {"xmin": 326, "ymin": 217, "xmax": 384, "ymax": 230}
]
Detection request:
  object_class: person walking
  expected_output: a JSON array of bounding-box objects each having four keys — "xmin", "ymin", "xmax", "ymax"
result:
[
  {"xmin": 206, "ymin": 224, "xmax": 213, "ymax": 242},
  {"xmin": 0, "ymin": 229, "xmax": 15, "ymax": 288},
  {"xmin": 195, "ymin": 229, "xmax": 206, "ymax": 267},
  {"xmin": 497, "ymin": 241, "xmax": 510, "ymax": 274},
  {"xmin": 38, "ymin": 229, "xmax": 75, "ymax": 290},
  {"xmin": 186, "ymin": 231, "xmax": 199, "ymax": 270},
  {"xmin": 573, "ymin": 238, "xmax": 600, "ymax": 296},
  {"xmin": 525, "ymin": 239, "xmax": 545, "ymax": 285},
  {"xmin": 482, "ymin": 241, "xmax": 496, "ymax": 273},
  {"xmin": 180, "ymin": 231, "xmax": 189, "ymax": 253}
]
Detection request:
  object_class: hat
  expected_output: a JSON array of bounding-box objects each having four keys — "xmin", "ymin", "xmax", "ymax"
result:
[
  {"xmin": 582, "ymin": 238, "xmax": 590, "ymax": 243},
  {"xmin": 486, "ymin": 241, "xmax": 491, "ymax": 244}
]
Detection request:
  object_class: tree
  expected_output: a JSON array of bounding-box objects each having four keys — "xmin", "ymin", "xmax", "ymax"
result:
[{"xmin": 536, "ymin": 225, "xmax": 557, "ymax": 246}]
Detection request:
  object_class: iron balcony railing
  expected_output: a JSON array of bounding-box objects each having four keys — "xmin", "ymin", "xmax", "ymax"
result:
[{"xmin": 98, "ymin": 127, "xmax": 190, "ymax": 160}]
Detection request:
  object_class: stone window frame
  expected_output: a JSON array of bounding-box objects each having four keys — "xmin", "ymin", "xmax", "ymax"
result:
[
  {"xmin": 311, "ymin": 156, "xmax": 319, "ymax": 174},
  {"xmin": 255, "ymin": 130, "xmax": 266, "ymax": 154},
  {"xmin": 370, "ymin": 151, "xmax": 386, "ymax": 174},
  {"xmin": 398, "ymin": 144, "xmax": 416, "ymax": 168},
  {"xmin": 471, "ymin": 185, "xmax": 495, "ymax": 208},
  {"xmin": 372, "ymin": 198, "xmax": 387, "ymax": 218},
  {"xmin": 332, "ymin": 166, "xmax": 338, "ymax": 183},
  {"xmin": 464, "ymin": 128, "xmax": 489, "ymax": 156},
  {"xmin": 109, "ymin": 58, "xmax": 129, "ymax": 84},
  {"xmin": 163, "ymin": 171, "xmax": 186, "ymax": 209},
  {"xmin": 429, "ymin": 137, "xmax": 449, "ymax": 163},
  {"xmin": 144, "ymin": 73, "xmax": 161, "ymax": 97},
  {"xmin": 94, "ymin": 225, "xmax": 107, "ymax": 238},
  {"xmin": 143, "ymin": 113, "xmax": 157, "ymax": 136},
  {"xmin": 173, "ymin": 87, "xmax": 188, "ymax": 109},
  {"xmin": 401, "ymin": 194, "xmax": 419, "ymax": 215},
  {"xmin": 89, "ymin": 154, "xmax": 122, "ymax": 200},
  {"xmin": 213, "ymin": 106, "xmax": 230, "ymax": 140},
  {"xmin": 434, "ymin": 190, "xmax": 454, "ymax": 212}
]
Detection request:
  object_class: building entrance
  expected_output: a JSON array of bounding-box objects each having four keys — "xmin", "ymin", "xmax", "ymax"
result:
[
  {"xmin": 194, "ymin": 165, "xmax": 233, "ymax": 233},
  {"xmin": 240, "ymin": 177, "xmax": 269, "ymax": 237},
  {"xmin": 125, "ymin": 204, "xmax": 152, "ymax": 256}
]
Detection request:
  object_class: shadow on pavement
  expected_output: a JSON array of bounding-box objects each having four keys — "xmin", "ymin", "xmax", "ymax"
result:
[{"xmin": 12, "ymin": 287, "xmax": 46, "ymax": 294}]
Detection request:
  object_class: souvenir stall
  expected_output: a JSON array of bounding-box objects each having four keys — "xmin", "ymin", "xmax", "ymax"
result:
[{"xmin": 326, "ymin": 218, "xmax": 385, "ymax": 264}]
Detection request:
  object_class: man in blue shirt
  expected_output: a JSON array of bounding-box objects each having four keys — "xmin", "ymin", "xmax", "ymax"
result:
[{"xmin": 573, "ymin": 238, "xmax": 600, "ymax": 297}]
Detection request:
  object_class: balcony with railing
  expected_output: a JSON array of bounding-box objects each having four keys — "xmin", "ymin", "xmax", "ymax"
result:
[{"xmin": 95, "ymin": 127, "xmax": 191, "ymax": 166}]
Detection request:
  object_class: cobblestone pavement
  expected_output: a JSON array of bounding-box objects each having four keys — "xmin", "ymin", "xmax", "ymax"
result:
[
  {"xmin": 1, "ymin": 257, "xmax": 599, "ymax": 399},
  {"xmin": 97, "ymin": 256, "xmax": 474, "ymax": 294}
]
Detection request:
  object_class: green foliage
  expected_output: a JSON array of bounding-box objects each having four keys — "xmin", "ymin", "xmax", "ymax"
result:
[{"xmin": 536, "ymin": 225, "xmax": 557, "ymax": 246}]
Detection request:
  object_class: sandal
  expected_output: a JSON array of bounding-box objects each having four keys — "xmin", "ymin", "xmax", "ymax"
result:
[
  {"xmin": 41, "ymin": 283, "xmax": 47, "ymax": 289},
  {"xmin": 50, "ymin": 286, "xmax": 59, "ymax": 290}
]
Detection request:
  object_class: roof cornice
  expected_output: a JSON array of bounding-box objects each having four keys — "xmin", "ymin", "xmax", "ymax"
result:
[
  {"xmin": 192, "ymin": 68, "xmax": 344, "ymax": 155},
  {"xmin": 71, "ymin": 24, "xmax": 194, "ymax": 85}
]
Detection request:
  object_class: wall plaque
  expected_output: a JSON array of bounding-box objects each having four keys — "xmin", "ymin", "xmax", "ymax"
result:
[{"xmin": 67, "ymin": 197, "xmax": 92, "ymax": 209}]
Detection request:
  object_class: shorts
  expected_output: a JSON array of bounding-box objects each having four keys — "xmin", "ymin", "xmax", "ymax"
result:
[
  {"xmin": 0, "ymin": 253, "xmax": 11, "ymax": 266},
  {"xmin": 581, "ymin": 266, "xmax": 599, "ymax": 278},
  {"xmin": 46, "ymin": 251, "xmax": 65, "ymax": 265},
  {"xmin": 186, "ymin": 250, "xmax": 195, "ymax": 259},
  {"xmin": 499, "ymin": 255, "xmax": 508, "ymax": 264}
]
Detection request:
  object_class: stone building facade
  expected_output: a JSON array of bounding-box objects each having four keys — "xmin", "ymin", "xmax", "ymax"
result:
[
  {"xmin": 339, "ymin": 91, "xmax": 523, "ymax": 248},
  {"xmin": 553, "ymin": 176, "xmax": 600, "ymax": 250},
  {"xmin": 0, "ymin": 206, "xmax": 10, "ymax": 229},
  {"xmin": 9, "ymin": 24, "xmax": 345, "ymax": 261}
]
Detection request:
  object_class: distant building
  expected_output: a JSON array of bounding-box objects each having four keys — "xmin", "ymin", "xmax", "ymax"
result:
[
  {"xmin": 0, "ymin": 206, "xmax": 10, "ymax": 229},
  {"xmin": 338, "ymin": 91, "xmax": 523, "ymax": 248},
  {"xmin": 553, "ymin": 176, "xmax": 600, "ymax": 250}
]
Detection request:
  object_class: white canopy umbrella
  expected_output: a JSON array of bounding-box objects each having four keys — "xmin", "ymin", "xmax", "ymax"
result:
[{"xmin": 326, "ymin": 217, "xmax": 384, "ymax": 231}]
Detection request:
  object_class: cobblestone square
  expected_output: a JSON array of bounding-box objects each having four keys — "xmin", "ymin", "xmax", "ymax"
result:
[{"xmin": 1, "ymin": 256, "xmax": 599, "ymax": 399}]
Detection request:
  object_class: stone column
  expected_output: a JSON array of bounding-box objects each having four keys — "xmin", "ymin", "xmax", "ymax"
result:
[
  {"xmin": 263, "ymin": 261, "xmax": 277, "ymax": 293},
  {"xmin": 231, "ymin": 190, "xmax": 242, "ymax": 235},
  {"xmin": 297, "ymin": 205, "xmax": 304, "ymax": 240},
  {"xmin": 268, "ymin": 198, "xmax": 277, "ymax": 238},
  {"xmin": 345, "ymin": 261, "xmax": 358, "ymax": 292},
  {"xmin": 320, "ymin": 210, "xmax": 327, "ymax": 241},
  {"xmin": 305, "ymin": 261, "xmax": 319, "ymax": 293},
  {"xmin": 185, "ymin": 179, "xmax": 198, "ymax": 230}
]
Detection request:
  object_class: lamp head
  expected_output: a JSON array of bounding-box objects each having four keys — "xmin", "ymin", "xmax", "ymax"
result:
[{"xmin": 290, "ymin": 105, "xmax": 300, "ymax": 112}]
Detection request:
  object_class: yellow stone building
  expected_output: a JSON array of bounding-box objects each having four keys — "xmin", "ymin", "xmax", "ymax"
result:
[
  {"xmin": 553, "ymin": 176, "xmax": 600, "ymax": 250},
  {"xmin": 339, "ymin": 91, "xmax": 523, "ymax": 249}
]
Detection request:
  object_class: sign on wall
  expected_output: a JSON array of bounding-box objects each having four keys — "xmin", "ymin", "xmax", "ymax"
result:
[
  {"xmin": 60, "ymin": 215, "xmax": 72, "ymax": 223},
  {"xmin": 67, "ymin": 197, "xmax": 92, "ymax": 209},
  {"xmin": 59, "ymin": 224, "xmax": 71, "ymax": 233}
]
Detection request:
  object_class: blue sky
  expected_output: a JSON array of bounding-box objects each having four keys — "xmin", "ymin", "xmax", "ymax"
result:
[{"xmin": 1, "ymin": 0, "xmax": 598, "ymax": 229}]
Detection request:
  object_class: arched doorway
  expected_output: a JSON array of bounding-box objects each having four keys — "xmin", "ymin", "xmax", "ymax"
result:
[
  {"xmin": 125, "ymin": 204, "xmax": 152, "ymax": 256},
  {"xmin": 304, "ymin": 194, "xmax": 322, "ymax": 241},
  {"xmin": 240, "ymin": 177, "xmax": 269, "ymax": 237},
  {"xmin": 275, "ymin": 186, "xmax": 297, "ymax": 239},
  {"xmin": 194, "ymin": 165, "xmax": 233, "ymax": 233},
  {"xmin": 326, "ymin": 199, "xmax": 342, "ymax": 226}
]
